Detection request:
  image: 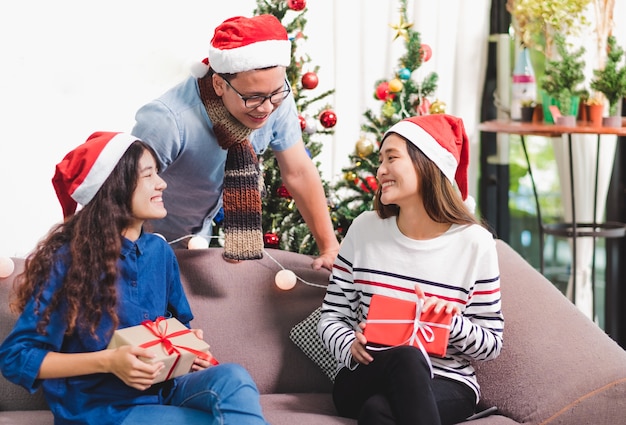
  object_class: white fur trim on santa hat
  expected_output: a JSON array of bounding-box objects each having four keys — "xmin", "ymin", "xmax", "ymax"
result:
[
  {"xmin": 72, "ymin": 133, "xmax": 136, "ymax": 206},
  {"xmin": 208, "ymin": 39, "xmax": 291, "ymax": 74},
  {"xmin": 190, "ymin": 60, "xmax": 210, "ymax": 78},
  {"xmin": 388, "ymin": 120, "xmax": 457, "ymax": 184}
]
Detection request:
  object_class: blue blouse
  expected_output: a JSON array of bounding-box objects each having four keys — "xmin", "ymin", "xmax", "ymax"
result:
[{"xmin": 0, "ymin": 232, "xmax": 193, "ymax": 425}]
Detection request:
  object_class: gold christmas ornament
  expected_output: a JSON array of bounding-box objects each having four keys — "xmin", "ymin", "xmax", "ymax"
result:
[
  {"xmin": 344, "ymin": 171, "xmax": 357, "ymax": 182},
  {"xmin": 389, "ymin": 15, "xmax": 413, "ymax": 41},
  {"xmin": 355, "ymin": 136, "xmax": 375, "ymax": 158},
  {"xmin": 429, "ymin": 99, "xmax": 446, "ymax": 114},
  {"xmin": 388, "ymin": 78, "xmax": 404, "ymax": 93}
]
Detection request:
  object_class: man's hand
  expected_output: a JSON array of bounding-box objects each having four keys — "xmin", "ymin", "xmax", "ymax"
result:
[{"xmin": 311, "ymin": 248, "xmax": 339, "ymax": 271}]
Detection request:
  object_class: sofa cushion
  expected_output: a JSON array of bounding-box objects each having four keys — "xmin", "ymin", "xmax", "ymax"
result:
[
  {"xmin": 289, "ymin": 306, "xmax": 338, "ymax": 381},
  {"xmin": 261, "ymin": 394, "xmax": 354, "ymax": 425}
]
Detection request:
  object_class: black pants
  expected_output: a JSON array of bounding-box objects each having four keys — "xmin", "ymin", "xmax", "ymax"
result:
[{"xmin": 333, "ymin": 346, "xmax": 476, "ymax": 425}]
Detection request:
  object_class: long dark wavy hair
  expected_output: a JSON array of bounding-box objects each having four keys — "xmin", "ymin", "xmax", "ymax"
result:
[
  {"xmin": 374, "ymin": 134, "xmax": 479, "ymax": 227},
  {"xmin": 10, "ymin": 141, "xmax": 159, "ymax": 339}
]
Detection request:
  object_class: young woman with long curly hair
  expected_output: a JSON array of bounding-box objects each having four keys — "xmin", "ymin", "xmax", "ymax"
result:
[{"xmin": 0, "ymin": 131, "xmax": 268, "ymax": 425}]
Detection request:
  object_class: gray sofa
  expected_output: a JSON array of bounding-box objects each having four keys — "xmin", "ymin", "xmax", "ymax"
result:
[{"xmin": 2, "ymin": 240, "xmax": 626, "ymax": 424}]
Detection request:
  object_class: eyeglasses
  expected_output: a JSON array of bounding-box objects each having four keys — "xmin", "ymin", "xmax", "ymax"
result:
[{"xmin": 220, "ymin": 75, "xmax": 291, "ymax": 109}]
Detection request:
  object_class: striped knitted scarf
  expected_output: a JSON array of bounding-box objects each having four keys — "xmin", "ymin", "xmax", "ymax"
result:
[{"xmin": 198, "ymin": 75, "xmax": 264, "ymax": 260}]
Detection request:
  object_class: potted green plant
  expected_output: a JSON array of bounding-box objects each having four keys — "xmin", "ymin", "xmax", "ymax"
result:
[
  {"xmin": 520, "ymin": 99, "xmax": 536, "ymax": 122},
  {"xmin": 590, "ymin": 35, "xmax": 626, "ymax": 127},
  {"xmin": 540, "ymin": 33, "xmax": 586, "ymax": 125},
  {"xmin": 585, "ymin": 93, "xmax": 605, "ymax": 127}
]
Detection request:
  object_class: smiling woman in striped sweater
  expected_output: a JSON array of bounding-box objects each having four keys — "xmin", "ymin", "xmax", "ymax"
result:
[{"xmin": 317, "ymin": 114, "xmax": 504, "ymax": 425}]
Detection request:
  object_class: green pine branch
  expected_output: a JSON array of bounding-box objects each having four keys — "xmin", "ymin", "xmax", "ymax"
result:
[{"xmin": 329, "ymin": 0, "xmax": 439, "ymax": 239}]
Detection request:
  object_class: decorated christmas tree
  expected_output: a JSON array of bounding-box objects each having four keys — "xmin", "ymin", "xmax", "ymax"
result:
[
  {"xmin": 329, "ymin": 0, "xmax": 440, "ymax": 239},
  {"xmin": 212, "ymin": 0, "xmax": 337, "ymax": 255}
]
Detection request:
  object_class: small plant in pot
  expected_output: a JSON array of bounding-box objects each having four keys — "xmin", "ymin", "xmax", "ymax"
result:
[
  {"xmin": 585, "ymin": 92, "xmax": 605, "ymax": 126},
  {"xmin": 540, "ymin": 33, "xmax": 586, "ymax": 125},
  {"xmin": 520, "ymin": 99, "xmax": 537, "ymax": 122},
  {"xmin": 590, "ymin": 35, "xmax": 626, "ymax": 127}
]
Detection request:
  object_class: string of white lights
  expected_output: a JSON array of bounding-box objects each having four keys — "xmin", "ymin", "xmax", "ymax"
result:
[{"xmin": 162, "ymin": 233, "xmax": 327, "ymax": 290}]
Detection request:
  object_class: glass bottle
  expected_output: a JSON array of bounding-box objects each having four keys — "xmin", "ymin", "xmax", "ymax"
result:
[{"xmin": 511, "ymin": 47, "xmax": 536, "ymax": 121}]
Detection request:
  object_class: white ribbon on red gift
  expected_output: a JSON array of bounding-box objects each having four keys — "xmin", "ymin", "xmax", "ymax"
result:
[
  {"xmin": 365, "ymin": 298, "xmax": 450, "ymax": 378},
  {"xmin": 140, "ymin": 317, "xmax": 219, "ymax": 381}
]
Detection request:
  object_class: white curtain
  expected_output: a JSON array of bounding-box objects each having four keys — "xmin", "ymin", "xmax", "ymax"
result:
[
  {"xmin": 548, "ymin": 1, "xmax": 625, "ymax": 321},
  {"xmin": 552, "ymin": 134, "xmax": 617, "ymax": 321}
]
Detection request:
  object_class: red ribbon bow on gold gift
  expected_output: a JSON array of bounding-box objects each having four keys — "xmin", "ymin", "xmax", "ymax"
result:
[{"xmin": 140, "ymin": 317, "xmax": 219, "ymax": 381}]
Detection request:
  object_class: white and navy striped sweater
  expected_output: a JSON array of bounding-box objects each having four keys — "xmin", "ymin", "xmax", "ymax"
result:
[{"xmin": 317, "ymin": 211, "xmax": 504, "ymax": 401}]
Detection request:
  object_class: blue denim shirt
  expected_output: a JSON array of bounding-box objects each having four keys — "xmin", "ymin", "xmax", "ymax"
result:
[
  {"xmin": 131, "ymin": 75, "xmax": 302, "ymax": 243},
  {"xmin": 0, "ymin": 232, "xmax": 193, "ymax": 425}
]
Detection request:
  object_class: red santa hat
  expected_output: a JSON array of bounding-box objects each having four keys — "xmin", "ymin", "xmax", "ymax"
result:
[
  {"xmin": 192, "ymin": 14, "xmax": 290, "ymax": 77},
  {"xmin": 384, "ymin": 114, "xmax": 474, "ymax": 211},
  {"xmin": 52, "ymin": 132, "xmax": 137, "ymax": 218}
]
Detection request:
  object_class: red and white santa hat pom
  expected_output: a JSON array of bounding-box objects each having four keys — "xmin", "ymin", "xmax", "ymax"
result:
[
  {"xmin": 52, "ymin": 132, "xmax": 137, "ymax": 218},
  {"xmin": 384, "ymin": 114, "xmax": 475, "ymax": 213},
  {"xmin": 190, "ymin": 57, "xmax": 211, "ymax": 79},
  {"xmin": 192, "ymin": 14, "xmax": 290, "ymax": 78}
]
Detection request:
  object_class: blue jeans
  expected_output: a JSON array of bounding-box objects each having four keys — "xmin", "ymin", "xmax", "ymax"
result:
[{"xmin": 122, "ymin": 363, "xmax": 268, "ymax": 425}]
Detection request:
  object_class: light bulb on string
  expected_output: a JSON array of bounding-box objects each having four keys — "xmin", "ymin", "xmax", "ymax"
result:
[
  {"xmin": 275, "ymin": 269, "xmax": 297, "ymax": 290},
  {"xmin": 166, "ymin": 234, "xmax": 215, "ymax": 249},
  {"xmin": 0, "ymin": 256, "xmax": 15, "ymax": 278},
  {"xmin": 188, "ymin": 236, "xmax": 209, "ymax": 250},
  {"xmin": 159, "ymin": 234, "xmax": 328, "ymax": 292},
  {"xmin": 263, "ymin": 250, "xmax": 328, "ymax": 291}
]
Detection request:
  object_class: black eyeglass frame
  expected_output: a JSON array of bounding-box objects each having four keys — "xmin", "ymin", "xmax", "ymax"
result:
[{"xmin": 219, "ymin": 75, "xmax": 291, "ymax": 109}]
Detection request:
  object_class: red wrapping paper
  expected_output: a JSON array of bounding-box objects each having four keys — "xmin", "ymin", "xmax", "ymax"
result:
[{"xmin": 364, "ymin": 294, "xmax": 453, "ymax": 357}]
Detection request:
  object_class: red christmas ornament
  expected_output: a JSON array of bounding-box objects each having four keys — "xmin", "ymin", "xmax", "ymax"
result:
[
  {"xmin": 319, "ymin": 109, "xmax": 337, "ymax": 128},
  {"xmin": 277, "ymin": 184, "xmax": 292, "ymax": 199},
  {"xmin": 375, "ymin": 81, "xmax": 396, "ymax": 101},
  {"xmin": 287, "ymin": 0, "xmax": 307, "ymax": 11},
  {"xmin": 375, "ymin": 82, "xmax": 389, "ymax": 100},
  {"xmin": 357, "ymin": 176, "xmax": 379, "ymax": 193},
  {"xmin": 420, "ymin": 44, "xmax": 432, "ymax": 62},
  {"xmin": 264, "ymin": 232, "xmax": 280, "ymax": 248},
  {"xmin": 301, "ymin": 71, "xmax": 319, "ymax": 90},
  {"xmin": 298, "ymin": 115, "xmax": 307, "ymax": 130}
]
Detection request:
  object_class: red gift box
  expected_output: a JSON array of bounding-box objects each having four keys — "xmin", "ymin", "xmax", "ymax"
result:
[
  {"xmin": 364, "ymin": 294, "xmax": 453, "ymax": 358},
  {"xmin": 107, "ymin": 317, "xmax": 218, "ymax": 383}
]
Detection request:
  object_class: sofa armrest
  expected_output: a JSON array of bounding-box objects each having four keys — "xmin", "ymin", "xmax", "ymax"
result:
[{"xmin": 474, "ymin": 240, "xmax": 626, "ymax": 424}]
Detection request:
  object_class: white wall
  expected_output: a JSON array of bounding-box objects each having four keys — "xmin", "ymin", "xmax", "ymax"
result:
[
  {"xmin": 0, "ymin": 0, "xmax": 295, "ymax": 256},
  {"xmin": 5, "ymin": 1, "xmax": 620, "ymax": 258},
  {"xmin": 0, "ymin": 0, "xmax": 427, "ymax": 257}
]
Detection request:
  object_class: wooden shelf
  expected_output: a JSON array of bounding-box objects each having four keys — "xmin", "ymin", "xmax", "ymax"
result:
[
  {"xmin": 478, "ymin": 119, "xmax": 626, "ymax": 137},
  {"xmin": 478, "ymin": 118, "xmax": 626, "ymax": 319}
]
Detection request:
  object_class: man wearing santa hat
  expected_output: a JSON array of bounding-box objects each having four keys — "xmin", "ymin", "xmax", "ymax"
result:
[{"xmin": 132, "ymin": 14, "xmax": 339, "ymax": 267}]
